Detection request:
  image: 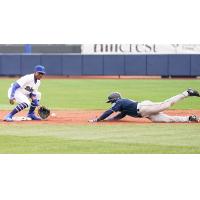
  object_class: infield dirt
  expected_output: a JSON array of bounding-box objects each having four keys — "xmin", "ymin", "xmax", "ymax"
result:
[{"xmin": 0, "ymin": 110, "xmax": 199, "ymax": 125}]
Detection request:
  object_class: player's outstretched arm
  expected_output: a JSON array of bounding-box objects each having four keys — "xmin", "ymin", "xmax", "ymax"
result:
[
  {"xmin": 88, "ymin": 109, "xmax": 114, "ymax": 123},
  {"xmin": 106, "ymin": 112, "xmax": 127, "ymax": 121}
]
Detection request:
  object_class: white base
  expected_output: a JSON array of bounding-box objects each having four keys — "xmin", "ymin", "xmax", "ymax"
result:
[{"xmin": 12, "ymin": 116, "xmax": 32, "ymax": 121}]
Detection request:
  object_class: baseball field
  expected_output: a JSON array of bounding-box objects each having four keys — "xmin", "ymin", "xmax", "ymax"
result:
[{"xmin": 0, "ymin": 78, "xmax": 200, "ymax": 153}]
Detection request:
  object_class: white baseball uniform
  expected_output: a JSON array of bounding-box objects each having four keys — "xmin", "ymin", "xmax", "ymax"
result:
[{"xmin": 8, "ymin": 74, "xmax": 41, "ymax": 106}]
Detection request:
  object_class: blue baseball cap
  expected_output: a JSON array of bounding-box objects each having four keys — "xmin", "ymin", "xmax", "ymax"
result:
[{"xmin": 34, "ymin": 65, "xmax": 46, "ymax": 74}]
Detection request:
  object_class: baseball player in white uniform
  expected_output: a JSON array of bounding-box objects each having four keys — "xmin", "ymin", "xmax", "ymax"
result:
[{"xmin": 4, "ymin": 65, "xmax": 46, "ymax": 122}]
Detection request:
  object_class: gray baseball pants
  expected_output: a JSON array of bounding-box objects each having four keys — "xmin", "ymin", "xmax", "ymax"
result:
[{"xmin": 137, "ymin": 91, "xmax": 190, "ymax": 122}]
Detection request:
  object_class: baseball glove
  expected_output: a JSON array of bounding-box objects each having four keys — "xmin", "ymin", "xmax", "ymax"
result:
[{"xmin": 38, "ymin": 106, "xmax": 50, "ymax": 119}]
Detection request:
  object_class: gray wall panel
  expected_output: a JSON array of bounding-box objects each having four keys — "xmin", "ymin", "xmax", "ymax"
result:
[
  {"xmin": 0, "ymin": 45, "xmax": 24, "ymax": 53},
  {"xmin": 32, "ymin": 44, "xmax": 81, "ymax": 53}
]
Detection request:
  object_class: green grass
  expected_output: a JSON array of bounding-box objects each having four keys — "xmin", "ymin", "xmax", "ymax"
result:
[
  {"xmin": 0, "ymin": 78, "xmax": 200, "ymax": 153},
  {"xmin": 0, "ymin": 124, "xmax": 200, "ymax": 153},
  {"xmin": 0, "ymin": 78, "xmax": 200, "ymax": 109}
]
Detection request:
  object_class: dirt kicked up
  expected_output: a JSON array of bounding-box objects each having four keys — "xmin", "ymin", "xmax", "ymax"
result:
[{"xmin": 0, "ymin": 110, "xmax": 200, "ymax": 125}]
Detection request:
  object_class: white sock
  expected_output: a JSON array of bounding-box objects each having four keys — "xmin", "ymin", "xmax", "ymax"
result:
[{"xmin": 182, "ymin": 91, "xmax": 189, "ymax": 97}]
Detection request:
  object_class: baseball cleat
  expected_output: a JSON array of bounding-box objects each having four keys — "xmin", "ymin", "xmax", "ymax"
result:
[
  {"xmin": 27, "ymin": 113, "xmax": 41, "ymax": 120},
  {"xmin": 189, "ymin": 115, "xmax": 199, "ymax": 122},
  {"xmin": 187, "ymin": 88, "xmax": 200, "ymax": 97},
  {"xmin": 3, "ymin": 114, "xmax": 13, "ymax": 122}
]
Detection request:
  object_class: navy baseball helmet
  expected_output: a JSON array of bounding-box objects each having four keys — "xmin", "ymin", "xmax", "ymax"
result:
[
  {"xmin": 106, "ymin": 92, "xmax": 122, "ymax": 103},
  {"xmin": 34, "ymin": 65, "xmax": 46, "ymax": 74}
]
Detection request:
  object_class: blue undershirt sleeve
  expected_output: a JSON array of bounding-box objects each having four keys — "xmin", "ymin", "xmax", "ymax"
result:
[
  {"xmin": 97, "ymin": 109, "xmax": 114, "ymax": 121},
  {"xmin": 10, "ymin": 82, "xmax": 21, "ymax": 99},
  {"xmin": 112, "ymin": 112, "xmax": 127, "ymax": 120}
]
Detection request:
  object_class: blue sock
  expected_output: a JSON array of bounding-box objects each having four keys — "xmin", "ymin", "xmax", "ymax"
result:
[
  {"xmin": 28, "ymin": 99, "xmax": 39, "ymax": 114},
  {"xmin": 9, "ymin": 103, "xmax": 29, "ymax": 116}
]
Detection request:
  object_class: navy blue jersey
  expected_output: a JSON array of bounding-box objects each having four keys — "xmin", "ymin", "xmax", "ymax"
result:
[
  {"xmin": 111, "ymin": 98, "xmax": 139, "ymax": 117},
  {"xmin": 97, "ymin": 98, "xmax": 140, "ymax": 122}
]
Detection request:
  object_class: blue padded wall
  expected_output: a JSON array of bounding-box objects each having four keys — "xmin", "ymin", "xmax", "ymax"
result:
[
  {"xmin": 147, "ymin": 55, "xmax": 168, "ymax": 76},
  {"xmin": 104, "ymin": 55, "xmax": 125, "ymax": 75},
  {"xmin": 41, "ymin": 55, "xmax": 62, "ymax": 75},
  {"xmin": 191, "ymin": 55, "xmax": 200, "ymax": 76},
  {"xmin": 21, "ymin": 55, "xmax": 41, "ymax": 75},
  {"xmin": 0, "ymin": 54, "xmax": 200, "ymax": 77},
  {"xmin": 82, "ymin": 55, "xmax": 104, "ymax": 75},
  {"xmin": 62, "ymin": 55, "xmax": 82, "ymax": 75},
  {"xmin": 0, "ymin": 56, "xmax": 1, "ymax": 75},
  {"xmin": 169, "ymin": 55, "xmax": 191, "ymax": 76},
  {"xmin": 125, "ymin": 55, "xmax": 146, "ymax": 75},
  {"xmin": 0, "ymin": 55, "xmax": 21, "ymax": 75}
]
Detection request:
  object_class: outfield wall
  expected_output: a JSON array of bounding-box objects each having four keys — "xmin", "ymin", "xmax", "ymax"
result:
[{"xmin": 0, "ymin": 54, "xmax": 200, "ymax": 77}]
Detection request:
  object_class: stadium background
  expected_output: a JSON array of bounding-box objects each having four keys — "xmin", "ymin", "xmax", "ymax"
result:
[{"xmin": 0, "ymin": 44, "xmax": 200, "ymax": 77}]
